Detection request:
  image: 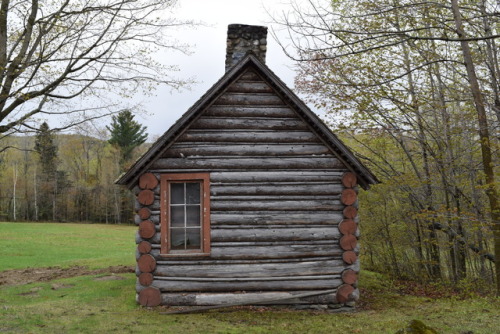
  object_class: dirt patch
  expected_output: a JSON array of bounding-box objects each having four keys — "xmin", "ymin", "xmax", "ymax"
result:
[{"xmin": 0, "ymin": 265, "xmax": 134, "ymax": 286}]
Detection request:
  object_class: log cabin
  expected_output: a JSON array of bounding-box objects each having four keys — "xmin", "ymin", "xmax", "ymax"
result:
[{"xmin": 116, "ymin": 24, "xmax": 378, "ymax": 310}]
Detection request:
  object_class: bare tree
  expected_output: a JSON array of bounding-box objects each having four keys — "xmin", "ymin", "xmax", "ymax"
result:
[{"xmin": 0, "ymin": 0, "xmax": 194, "ymax": 138}]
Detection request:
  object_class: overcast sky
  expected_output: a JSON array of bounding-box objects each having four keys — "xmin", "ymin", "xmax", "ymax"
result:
[{"xmin": 139, "ymin": 0, "xmax": 308, "ymax": 139}]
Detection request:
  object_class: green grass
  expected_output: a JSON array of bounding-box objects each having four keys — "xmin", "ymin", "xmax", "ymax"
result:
[
  {"xmin": 0, "ymin": 222, "xmax": 136, "ymax": 270},
  {"xmin": 1, "ymin": 222, "xmax": 499, "ymax": 333}
]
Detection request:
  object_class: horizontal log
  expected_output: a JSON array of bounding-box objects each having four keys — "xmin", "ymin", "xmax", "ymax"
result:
[
  {"xmin": 210, "ymin": 227, "xmax": 340, "ymax": 242},
  {"xmin": 204, "ymin": 106, "xmax": 296, "ymax": 118},
  {"xmin": 214, "ymin": 93, "xmax": 285, "ymax": 106},
  {"xmin": 211, "ymin": 240, "xmax": 338, "ymax": 247},
  {"xmin": 135, "ymin": 225, "xmax": 344, "ymax": 246},
  {"xmin": 190, "ymin": 117, "xmax": 307, "ymax": 130},
  {"xmin": 178, "ymin": 130, "xmax": 321, "ymax": 143},
  {"xmin": 239, "ymin": 71, "xmax": 261, "ymax": 81},
  {"xmin": 154, "ymin": 274, "xmax": 338, "ymax": 282},
  {"xmin": 159, "ymin": 291, "xmax": 337, "ymax": 306},
  {"xmin": 154, "ymin": 259, "xmax": 344, "ymax": 278},
  {"xmin": 150, "ymin": 244, "xmax": 342, "ymax": 260},
  {"xmin": 210, "ymin": 200, "xmax": 343, "ymax": 211},
  {"xmin": 225, "ymin": 81, "xmax": 274, "ymax": 93},
  {"xmin": 156, "ymin": 256, "xmax": 343, "ymax": 265},
  {"xmin": 210, "ymin": 171, "xmax": 345, "ymax": 182},
  {"xmin": 164, "ymin": 143, "xmax": 331, "ymax": 158},
  {"xmin": 142, "ymin": 278, "xmax": 342, "ymax": 292},
  {"xmin": 152, "ymin": 157, "xmax": 344, "ymax": 170},
  {"xmin": 211, "ymin": 183, "xmax": 344, "ymax": 196},
  {"xmin": 211, "ymin": 211, "xmax": 343, "ymax": 225}
]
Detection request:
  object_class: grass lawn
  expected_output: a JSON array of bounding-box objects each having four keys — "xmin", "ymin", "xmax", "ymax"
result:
[
  {"xmin": 0, "ymin": 222, "xmax": 136, "ymax": 270},
  {"xmin": 1, "ymin": 222, "xmax": 499, "ymax": 333}
]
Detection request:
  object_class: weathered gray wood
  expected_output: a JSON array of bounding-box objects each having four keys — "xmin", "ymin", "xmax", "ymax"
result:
[
  {"xmin": 149, "ymin": 244, "xmax": 342, "ymax": 259},
  {"xmin": 156, "ymin": 256, "xmax": 343, "ymax": 265},
  {"xmin": 178, "ymin": 130, "xmax": 321, "ymax": 143},
  {"xmin": 210, "ymin": 227, "xmax": 340, "ymax": 242},
  {"xmin": 212, "ymin": 195, "xmax": 339, "ymax": 201},
  {"xmin": 210, "ymin": 171, "xmax": 345, "ymax": 182},
  {"xmin": 143, "ymin": 278, "xmax": 342, "ymax": 292},
  {"xmin": 154, "ymin": 259, "xmax": 344, "ymax": 278},
  {"xmin": 214, "ymin": 93, "xmax": 285, "ymax": 105},
  {"xmin": 211, "ymin": 200, "xmax": 343, "ymax": 211},
  {"xmin": 225, "ymin": 82, "xmax": 274, "ymax": 93},
  {"xmin": 159, "ymin": 291, "xmax": 337, "ymax": 306},
  {"xmin": 190, "ymin": 117, "xmax": 307, "ymax": 130},
  {"xmin": 238, "ymin": 71, "xmax": 261, "ymax": 81},
  {"xmin": 211, "ymin": 183, "xmax": 344, "ymax": 195},
  {"xmin": 145, "ymin": 196, "xmax": 342, "ymax": 211},
  {"xmin": 204, "ymin": 106, "xmax": 296, "ymax": 118},
  {"xmin": 211, "ymin": 211, "xmax": 343, "ymax": 225},
  {"xmin": 154, "ymin": 275, "xmax": 338, "ymax": 282},
  {"xmin": 152, "ymin": 157, "xmax": 344, "ymax": 170},
  {"xmin": 211, "ymin": 240, "xmax": 338, "ymax": 247},
  {"xmin": 164, "ymin": 143, "xmax": 331, "ymax": 157}
]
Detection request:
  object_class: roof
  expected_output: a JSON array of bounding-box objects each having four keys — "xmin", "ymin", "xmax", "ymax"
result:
[{"xmin": 116, "ymin": 54, "xmax": 379, "ymax": 189}]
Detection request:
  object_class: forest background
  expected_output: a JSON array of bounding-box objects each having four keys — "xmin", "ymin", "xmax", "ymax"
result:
[{"xmin": 1, "ymin": 0, "xmax": 499, "ymax": 295}]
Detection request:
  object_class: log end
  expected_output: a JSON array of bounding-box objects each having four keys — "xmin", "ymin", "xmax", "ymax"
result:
[
  {"xmin": 138, "ymin": 287, "xmax": 162, "ymax": 307},
  {"xmin": 338, "ymin": 219, "xmax": 357, "ymax": 235},
  {"xmin": 139, "ymin": 173, "xmax": 159, "ymax": 190},
  {"xmin": 139, "ymin": 220, "xmax": 156, "ymax": 239},
  {"xmin": 343, "ymin": 206, "xmax": 358, "ymax": 219},
  {"xmin": 137, "ymin": 190, "xmax": 155, "ymax": 206},
  {"xmin": 341, "ymin": 172, "xmax": 357, "ymax": 188},
  {"xmin": 339, "ymin": 234, "xmax": 357, "ymax": 251},
  {"xmin": 138, "ymin": 241, "xmax": 152, "ymax": 254},
  {"xmin": 336, "ymin": 284, "xmax": 355, "ymax": 304},
  {"xmin": 138, "ymin": 207, "xmax": 152, "ymax": 220},
  {"xmin": 341, "ymin": 269, "xmax": 358, "ymax": 285},
  {"xmin": 341, "ymin": 189, "xmax": 357, "ymax": 206},
  {"xmin": 342, "ymin": 251, "xmax": 358, "ymax": 264},
  {"xmin": 137, "ymin": 254, "xmax": 156, "ymax": 273},
  {"xmin": 139, "ymin": 273, "xmax": 154, "ymax": 286}
]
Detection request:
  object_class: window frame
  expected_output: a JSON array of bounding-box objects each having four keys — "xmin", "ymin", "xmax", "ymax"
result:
[{"xmin": 160, "ymin": 173, "xmax": 211, "ymax": 256}]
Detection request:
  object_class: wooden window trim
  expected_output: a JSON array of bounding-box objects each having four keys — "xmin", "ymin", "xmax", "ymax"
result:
[{"xmin": 160, "ymin": 173, "xmax": 210, "ymax": 257}]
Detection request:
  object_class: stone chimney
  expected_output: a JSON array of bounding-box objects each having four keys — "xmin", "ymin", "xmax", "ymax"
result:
[{"xmin": 225, "ymin": 24, "xmax": 267, "ymax": 72}]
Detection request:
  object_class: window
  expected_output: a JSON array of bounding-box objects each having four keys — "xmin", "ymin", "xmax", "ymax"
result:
[{"xmin": 160, "ymin": 173, "xmax": 210, "ymax": 256}]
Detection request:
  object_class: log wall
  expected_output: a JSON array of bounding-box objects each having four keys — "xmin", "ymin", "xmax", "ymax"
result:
[{"xmin": 133, "ymin": 69, "xmax": 360, "ymax": 307}]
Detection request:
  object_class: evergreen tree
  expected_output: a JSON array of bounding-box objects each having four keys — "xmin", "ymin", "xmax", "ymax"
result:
[
  {"xmin": 34, "ymin": 122, "xmax": 58, "ymax": 176},
  {"xmin": 107, "ymin": 110, "xmax": 148, "ymax": 166},
  {"xmin": 34, "ymin": 122, "xmax": 69, "ymax": 221}
]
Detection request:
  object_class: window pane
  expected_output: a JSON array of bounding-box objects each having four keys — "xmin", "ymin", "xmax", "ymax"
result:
[
  {"xmin": 170, "ymin": 229, "xmax": 185, "ymax": 250},
  {"xmin": 186, "ymin": 205, "xmax": 201, "ymax": 227},
  {"xmin": 186, "ymin": 183, "xmax": 200, "ymax": 204},
  {"xmin": 186, "ymin": 228, "xmax": 201, "ymax": 249},
  {"xmin": 170, "ymin": 206, "xmax": 184, "ymax": 227},
  {"xmin": 170, "ymin": 183, "xmax": 184, "ymax": 204}
]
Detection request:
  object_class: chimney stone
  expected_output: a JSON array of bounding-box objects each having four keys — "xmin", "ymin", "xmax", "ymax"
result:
[{"xmin": 225, "ymin": 24, "xmax": 267, "ymax": 72}]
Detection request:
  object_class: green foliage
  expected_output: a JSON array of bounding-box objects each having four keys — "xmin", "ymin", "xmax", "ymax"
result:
[
  {"xmin": 284, "ymin": 0, "xmax": 500, "ymax": 288},
  {"xmin": 34, "ymin": 122, "xmax": 58, "ymax": 176},
  {"xmin": 107, "ymin": 110, "xmax": 148, "ymax": 165}
]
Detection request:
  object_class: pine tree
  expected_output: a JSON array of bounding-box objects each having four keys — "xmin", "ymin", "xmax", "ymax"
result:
[
  {"xmin": 34, "ymin": 122, "xmax": 57, "ymax": 176},
  {"xmin": 107, "ymin": 110, "xmax": 148, "ymax": 166},
  {"xmin": 34, "ymin": 122, "xmax": 69, "ymax": 221}
]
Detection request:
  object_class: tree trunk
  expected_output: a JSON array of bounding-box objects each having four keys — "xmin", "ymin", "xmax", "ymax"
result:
[{"xmin": 450, "ymin": 0, "xmax": 500, "ymax": 294}]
